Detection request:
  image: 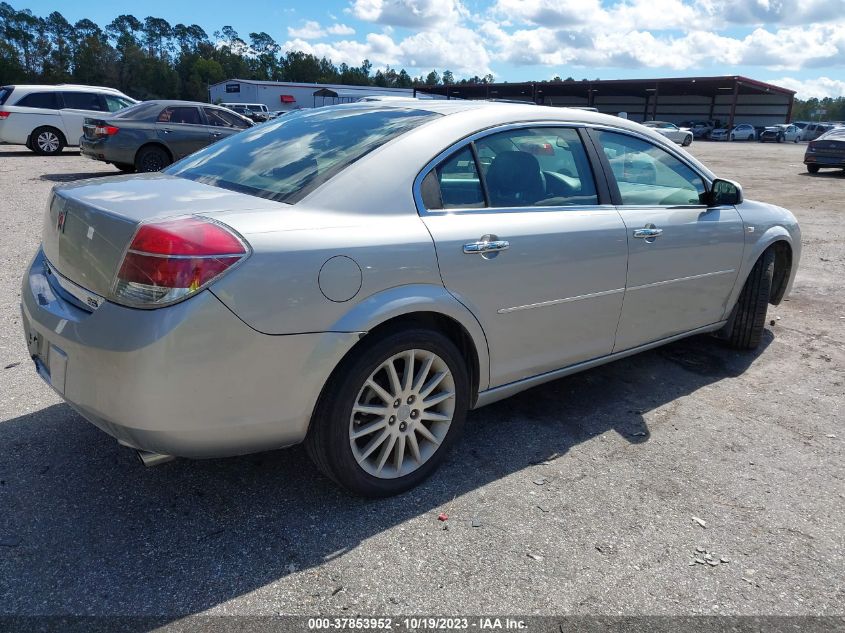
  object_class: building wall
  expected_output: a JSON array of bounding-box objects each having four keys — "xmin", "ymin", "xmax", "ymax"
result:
[{"xmin": 209, "ymin": 81, "xmax": 416, "ymax": 112}]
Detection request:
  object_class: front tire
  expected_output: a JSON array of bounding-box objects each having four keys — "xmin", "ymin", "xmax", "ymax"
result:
[
  {"xmin": 306, "ymin": 328, "xmax": 469, "ymax": 497},
  {"xmin": 807, "ymin": 164, "xmax": 820, "ymax": 174},
  {"xmin": 30, "ymin": 127, "xmax": 65, "ymax": 155},
  {"xmin": 682, "ymin": 135, "xmax": 692, "ymax": 147},
  {"xmin": 720, "ymin": 249, "xmax": 775, "ymax": 350}
]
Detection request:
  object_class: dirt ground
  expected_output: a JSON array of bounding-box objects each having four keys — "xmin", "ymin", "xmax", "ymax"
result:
[{"xmin": 0, "ymin": 140, "xmax": 842, "ymax": 620}]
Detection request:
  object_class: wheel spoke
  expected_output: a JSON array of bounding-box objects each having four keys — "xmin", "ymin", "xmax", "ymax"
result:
[
  {"xmin": 351, "ymin": 417, "xmax": 388, "ymax": 439},
  {"xmin": 403, "ymin": 350, "xmax": 415, "ymax": 391},
  {"xmin": 353, "ymin": 403, "xmax": 389, "ymax": 416},
  {"xmin": 412, "ymin": 354, "xmax": 434, "ymax": 391},
  {"xmin": 420, "ymin": 410, "xmax": 451, "ymax": 423},
  {"xmin": 365, "ymin": 379, "xmax": 393, "ymax": 405},
  {"xmin": 359, "ymin": 428, "xmax": 390, "ymax": 461},
  {"xmin": 393, "ymin": 435, "xmax": 406, "ymax": 472},
  {"xmin": 422, "ymin": 390, "xmax": 454, "ymax": 408},
  {"xmin": 419, "ymin": 371, "xmax": 448, "ymax": 399},
  {"xmin": 385, "ymin": 360, "xmax": 402, "ymax": 397},
  {"xmin": 415, "ymin": 423, "xmax": 441, "ymax": 446},
  {"xmin": 376, "ymin": 435, "xmax": 397, "ymax": 473},
  {"xmin": 407, "ymin": 431, "xmax": 421, "ymax": 463}
]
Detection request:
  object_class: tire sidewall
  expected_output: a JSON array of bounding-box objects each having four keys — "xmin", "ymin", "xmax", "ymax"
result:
[{"xmin": 315, "ymin": 329, "xmax": 470, "ymax": 497}]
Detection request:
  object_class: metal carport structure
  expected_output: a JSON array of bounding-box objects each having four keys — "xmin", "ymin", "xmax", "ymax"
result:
[{"xmin": 417, "ymin": 76, "xmax": 796, "ymax": 128}]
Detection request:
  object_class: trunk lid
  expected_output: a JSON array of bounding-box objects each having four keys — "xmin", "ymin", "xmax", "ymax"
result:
[{"xmin": 41, "ymin": 173, "xmax": 281, "ymax": 298}]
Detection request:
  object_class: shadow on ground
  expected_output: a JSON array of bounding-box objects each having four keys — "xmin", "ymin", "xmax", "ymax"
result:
[
  {"xmin": 40, "ymin": 171, "xmax": 119, "ymax": 182},
  {"xmin": 0, "ymin": 333, "xmax": 770, "ymax": 622}
]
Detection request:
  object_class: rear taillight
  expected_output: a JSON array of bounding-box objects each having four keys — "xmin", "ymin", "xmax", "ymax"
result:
[
  {"xmin": 0, "ymin": 111, "xmax": 10, "ymax": 120},
  {"xmin": 113, "ymin": 217, "xmax": 248, "ymax": 307},
  {"xmin": 94, "ymin": 125, "xmax": 119, "ymax": 136}
]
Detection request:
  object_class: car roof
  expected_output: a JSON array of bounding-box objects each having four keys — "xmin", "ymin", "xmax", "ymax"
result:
[{"xmin": 5, "ymin": 84, "xmax": 128, "ymax": 94}]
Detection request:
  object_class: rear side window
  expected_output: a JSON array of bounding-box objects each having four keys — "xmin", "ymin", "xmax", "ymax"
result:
[
  {"xmin": 424, "ymin": 147, "xmax": 485, "ymax": 210},
  {"xmin": 168, "ymin": 106, "xmax": 439, "ymax": 204},
  {"xmin": 423, "ymin": 127, "xmax": 599, "ymax": 210},
  {"xmin": 0, "ymin": 86, "xmax": 14, "ymax": 106},
  {"xmin": 15, "ymin": 91, "xmax": 59, "ymax": 109},
  {"xmin": 61, "ymin": 92, "xmax": 105, "ymax": 111},
  {"xmin": 158, "ymin": 107, "xmax": 202, "ymax": 125}
]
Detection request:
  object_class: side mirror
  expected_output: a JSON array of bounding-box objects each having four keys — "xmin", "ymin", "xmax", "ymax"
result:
[{"xmin": 708, "ymin": 178, "xmax": 743, "ymax": 206}]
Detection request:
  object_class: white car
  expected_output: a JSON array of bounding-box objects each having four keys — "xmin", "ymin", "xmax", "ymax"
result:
[
  {"xmin": 642, "ymin": 121, "xmax": 693, "ymax": 146},
  {"xmin": 0, "ymin": 84, "xmax": 136, "ymax": 155}
]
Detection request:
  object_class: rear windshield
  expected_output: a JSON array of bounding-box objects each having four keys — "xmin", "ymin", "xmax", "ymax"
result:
[
  {"xmin": 0, "ymin": 86, "xmax": 13, "ymax": 106},
  {"xmin": 112, "ymin": 102, "xmax": 163, "ymax": 120},
  {"xmin": 167, "ymin": 105, "xmax": 440, "ymax": 204}
]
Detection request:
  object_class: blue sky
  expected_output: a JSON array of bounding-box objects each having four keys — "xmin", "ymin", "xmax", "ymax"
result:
[{"xmin": 19, "ymin": 0, "xmax": 845, "ymax": 98}]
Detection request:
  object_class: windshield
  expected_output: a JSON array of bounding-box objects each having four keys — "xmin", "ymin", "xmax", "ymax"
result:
[{"xmin": 167, "ymin": 105, "xmax": 440, "ymax": 204}]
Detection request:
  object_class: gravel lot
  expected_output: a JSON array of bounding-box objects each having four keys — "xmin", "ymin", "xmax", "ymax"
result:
[{"xmin": 0, "ymin": 141, "xmax": 842, "ymax": 619}]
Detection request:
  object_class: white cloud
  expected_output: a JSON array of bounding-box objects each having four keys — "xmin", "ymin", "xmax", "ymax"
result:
[
  {"xmin": 351, "ymin": 0, "xmax": 468, "ymax": 28},
  {"xmin": 280, "ymin": 0, "xmax": 845, "ymax": 80},
  {"xmin": 770, "ymin": 76, "xmax": 845, "ymax": 100},
  {"xmin": 327, "ymin": 23, "xmax": 356, "ymax": 35},
  {"xmin": 287, "ymin": 20, "xmax": 325, "ymax": 40}
]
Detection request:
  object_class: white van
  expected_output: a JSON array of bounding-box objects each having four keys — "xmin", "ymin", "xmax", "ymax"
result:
[
  {"xmin": 220, "ymin": 102, "xmax": 269, "ymax": 122},
  {"xmin": 0, "ymin": 84, "xmax": 136, "ymax": 155}
]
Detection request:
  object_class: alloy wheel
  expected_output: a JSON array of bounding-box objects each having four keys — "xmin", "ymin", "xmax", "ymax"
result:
[
  {"xmin": 37, "ymin": 131, "xmax": 60, "ymax": 154},
  {"xmin": 349, "ymin": 349, "xmax": 455, "ymax": 479}
]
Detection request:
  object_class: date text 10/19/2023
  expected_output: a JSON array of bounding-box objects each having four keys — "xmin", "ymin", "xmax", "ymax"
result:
[{"xmin": 308, "ymin": 617, "xmax": 528, "ymax": 630}]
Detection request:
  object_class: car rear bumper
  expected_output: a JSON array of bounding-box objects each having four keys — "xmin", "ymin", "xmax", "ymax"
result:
[
  {"xmin": 21, "ymin": 248, "xmax": 360, "ymax": 458},
  {"xmin": 79, "ymin": 137, "xmax": 112, "ymax": 163},
  {"xmin": 804, "ymin": 154, "xmax": 845, "ymax": 168}
]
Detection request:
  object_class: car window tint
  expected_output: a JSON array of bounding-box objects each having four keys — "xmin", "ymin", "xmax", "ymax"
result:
[
  {"xmin": 428, "ymin": 146, "xmax": 485, "ymax": 210},
  {"xmin": 158, "ymin": 106, "xmax": 201, "ymax": 125},
  {"xmin": 204, "ymin": 107, "xmax": 249, "ymax": 129},
  {"xmin": 0, "ymin": 86, "xmax": 14, "ymax": 106},
  {"xmin": 475, "ymin": 127, "xmax": 598, "ymax": 207},
  {"xmin": 15, "ymin": 91, "xmax": 59, "ymax": 109},
  {"xmin": 595, "ymin": 130, "xmax": 706, "ymax": 206},
  {"xmin": 103, "ymin": 95, "xmax": 133, "ymax": 112},
  {"xmin": 167, "ymin": 106, "xmax": 440, "ymax": 204},
  {"xmin": 61, "ymin": 92, "xmax": 105, "ymax": 111}
]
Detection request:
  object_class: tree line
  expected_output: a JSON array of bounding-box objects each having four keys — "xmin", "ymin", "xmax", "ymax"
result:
[{"xmin": 0, "ymin": 3, "xmax": 495, "ymax": 102}]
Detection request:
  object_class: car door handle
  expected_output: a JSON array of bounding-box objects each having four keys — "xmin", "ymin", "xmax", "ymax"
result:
[
  {"xmin": 162, "ymin": 128, "xmax": 172, "ymax": 134},
  {"xmin": 463, "ymin": 239, "xmax": 510, "ymax": 254},
  {"xmin": 633, "ymin": 228, "xmax": 663, "ymax": 239},
  {"xmin": 211, "ymin": 131, "xmax": 222, "ymax": 137}
]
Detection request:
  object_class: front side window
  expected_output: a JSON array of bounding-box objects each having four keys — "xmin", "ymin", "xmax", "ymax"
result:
[
  {"xmin": 594, "ymin": 130, "xmax": 706, "ymax": 206},
  {"xmin": 61, "ymin": 92, "xmax": 105, "ymax": 111},
  {"xmin": 158, "ymin": 106, "xmax": 202, "ymax": 125},
  {"xmin": 103, "ymin": 95, "xmax": 134, "ymax": 112},
  {"xmin": 15, "ymin": 91, "xmax": 59, "ymax": 109},
  {"xmin": 168, "ymin": 106, "xmax": 439, "ymax": 204}
]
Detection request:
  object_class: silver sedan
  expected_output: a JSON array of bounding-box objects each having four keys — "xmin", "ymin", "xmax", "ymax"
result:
[
  {"xmin": 642, "ymin": 121, "xmax": 694, "ymax": 146},
  {"xmin": 21, "ymin": 102, "xmax": 801, "ymax": 496}
]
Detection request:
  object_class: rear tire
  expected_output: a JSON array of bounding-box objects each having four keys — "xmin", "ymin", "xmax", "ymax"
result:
[
  {"xmin": 807, "ymin": 164, "xmax": 820, "ymax": 174},
  {"xmin": 305, "ymin": 328, "xmax": 469, "ymax": 497},
  {"xmin": 30, "ymin": 127, "xmax": 65, "ymax": 156},
  {"xmin": 720, "ymin": 249, "xmax": 775, "ymax": 350},
  {"xmin": 135, "ymin": 145, "xmax": 171, "ymax": 172}
]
